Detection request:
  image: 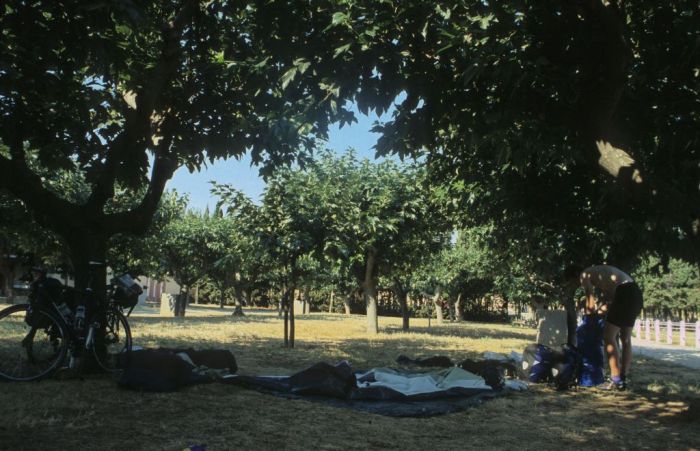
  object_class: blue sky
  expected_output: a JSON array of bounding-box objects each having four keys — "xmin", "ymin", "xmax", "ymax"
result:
[{"xmin": 168, "ymin": 108, "xmax": 393, "ymax": 210}]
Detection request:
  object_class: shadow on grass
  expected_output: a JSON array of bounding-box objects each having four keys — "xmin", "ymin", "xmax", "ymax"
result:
[
  {"xmin": 627, "ymin": 356, "xmax": 700, "ymax": 424},
  {"xmin": 131, "ymin": 313, "xmax": 275, "ymax": 326},
  {"xmin": 383, "ymin": 324, "xmax": 536, "ymax": 341}
]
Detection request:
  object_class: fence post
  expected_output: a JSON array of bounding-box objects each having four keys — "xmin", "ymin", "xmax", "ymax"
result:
[
  {"xmin": 654, "ymin": 320, "xmax": 661, "ymax": 343},
  {"xmin": 666, "ymin": 320, "xmax": 673, "ymax": 344},
  {"xmin": 645, "ymin": 319, "xmax": 651, "ymax": 340},
  {"xmin": 680, "ymin": 320, "xmax": 686, "ymax": 347},
  {"xmin": 634, "ymin": 320, "xmax": 641, "ymax": 339},
  {"xmin": 696, "ymin": 321, "xmax": 699, "ymax": 348}
]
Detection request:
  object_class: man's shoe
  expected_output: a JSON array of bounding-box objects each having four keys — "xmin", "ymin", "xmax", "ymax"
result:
[{"xmin": 599, "ymin": 379, "xmax": 626, "ymax": 391}]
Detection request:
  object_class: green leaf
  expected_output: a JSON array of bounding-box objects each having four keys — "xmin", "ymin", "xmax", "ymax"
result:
[
  {"xmin": 115, "ymin": 24, "xmax": 132, "ymax": 36},
  {"xmin": 280, "ymin": 67, "xmax": 298, "ymax": 89},
  {"xmin": 421, "ymin": 21, "xmax": 429, "ymax": 39},
  {"xmin": 333, "ymin": 43, "xmax": 352, "ymax": 58},
  {"xmin": 331, "ymin": 12, "xmax": 348, "ymax": 26},
  {"xmin": 254, "ymin": 56, "xmax": 270, "ymax": 69},
  {"xmin": 294, "ymin": 58, "xmax": 311, "ymax": 74}
]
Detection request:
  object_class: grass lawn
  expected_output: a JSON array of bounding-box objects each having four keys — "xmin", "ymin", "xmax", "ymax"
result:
[{"xmin": 1, "ymin": 304, "xmax": 698, "ymax": 450}]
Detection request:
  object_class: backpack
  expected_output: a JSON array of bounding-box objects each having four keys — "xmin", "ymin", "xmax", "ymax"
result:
[
  {"xmin": 550, "ymin": 344, "xmax": 582, "ymax": 391},
  {"xmin": 521, "ymin": 343, "xmax": 582, "ymax": 391},
  {"xmin": 521, "ymin": 344, "xmax": 558, "ymax": 383}
]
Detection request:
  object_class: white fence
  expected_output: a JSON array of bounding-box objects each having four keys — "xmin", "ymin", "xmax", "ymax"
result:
[{"xmin": 634, "ymin": 318, "xmax": 700, "ymax": 348}]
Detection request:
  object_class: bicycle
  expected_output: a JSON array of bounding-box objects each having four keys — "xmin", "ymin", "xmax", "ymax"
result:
[{"xmin": 0, "ymin": 262, "xmax": 140, "ymax": 381}]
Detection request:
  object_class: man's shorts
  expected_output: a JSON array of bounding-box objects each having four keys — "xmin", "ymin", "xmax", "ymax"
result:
[{"xmin": 606, "ymin": 282, "xmax": 644, "ymax": 328}]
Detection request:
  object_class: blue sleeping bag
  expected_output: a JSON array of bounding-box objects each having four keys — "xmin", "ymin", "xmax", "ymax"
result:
[
  {"xmin": 523, "ymin": 344, "xmax": 559, "ymax": 383},
  {"xmin": 576, "ymin": 315, "xmax": 605, "ymax": 386}
]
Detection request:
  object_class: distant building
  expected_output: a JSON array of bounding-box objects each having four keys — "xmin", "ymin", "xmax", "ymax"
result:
[
  {"xmin": 140, "ymin": 276, "xmax": 181, "ymax": 305},
  {"xmin": 0, "ymin": 254, "xmax": 30, "ymax": 302}
]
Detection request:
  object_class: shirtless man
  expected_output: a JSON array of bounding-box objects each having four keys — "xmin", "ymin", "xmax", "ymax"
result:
[{"xmin": 580, "ymin": 265, "xmax": 644, "ymax": 390}]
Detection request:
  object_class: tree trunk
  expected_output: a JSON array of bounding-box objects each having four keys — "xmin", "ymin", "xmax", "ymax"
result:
[
  {"xmin": 454, "ymin": 293, "xmax": 464, "ymax": 322},
  {"xmin": 182, "ymin": 289, "xmax": 189, "ymax": 317},
  {"xmin": 289, "ymin": 285, "xmax": 295, "ymax": 348},
  {"xmin": 281, "ymin": 284, "xmax": 295, "ymax": 348},
  {"xmin": 563, "ymin": 284, "xmax": 577, "ymax": 346},
  {"xmin": 7, "ymin": 269, "xmax": 16, "ymax": 303},
  {"xmin": 176, "ymin": 289, "xmax": 182, "ymax": 317},
  {"xmin": 432, "ymin": 286, "xmax": 443, "ymax": 325},
  {"xmin": 68, "ymin": 232, "xmax": 107, "ymax": 296},
  {"xmin": 232, "ymin": 284, "xmax": 244, "ymax": 316},
  {"xmin": 328, "ymin": 290, "xmax": 335, "ymax": 313},
  {"xmin": 278, "ymin": 288, "xmax": 284, "ymax": 317},
  {"xmin": 363, "ymin": 248, "xmax": 379, "ymax": 334},
  {"xmin": 194, "ymin": 284, "xmax": 199, "ymax": 305},
  {"xmin": 393, "ymin": 279, "xmax": 409, "ymax": 331},
  {"xmin": 283, "ymin": 297, "xmax": 289, "ymax": 347},
  {"xmin": 343, "ymin": 292, "xmax": 352, "ymax": 315},
  {"xmin": 302, "ymin": 286, "xmax": 310, "ymax": 314},
  {"xmin": 219, "ymin": 287, "xmax": 226, "ymax": 309}
]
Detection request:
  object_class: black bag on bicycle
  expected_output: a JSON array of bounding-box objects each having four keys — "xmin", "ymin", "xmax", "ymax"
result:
[
  {"xmin": 25, "ymin": 277, "xmax": 63, "ymax": 328},
  {"xmin": 112, "ymin": 275, "xmax": 143, "ymax": 308}
]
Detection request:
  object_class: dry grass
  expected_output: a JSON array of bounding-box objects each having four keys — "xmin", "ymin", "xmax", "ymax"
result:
[{"xmin": 1, "ymin": 304, "xmax": 698, "ymax": 451}]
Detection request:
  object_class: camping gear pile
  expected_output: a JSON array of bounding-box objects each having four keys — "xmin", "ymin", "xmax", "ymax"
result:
[
  {"xmin": 116, "ymin": 348, "xmax": 527, "ymax": 417},
  {"xmin": 112, "ymin": 310, "xmax": 606, "ymax": 417},
  {"xmin": 518, "ymin": 313, "xmax": 606, "ymax": 390}
]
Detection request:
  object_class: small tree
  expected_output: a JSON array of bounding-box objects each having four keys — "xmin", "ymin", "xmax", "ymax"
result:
[{"xmin": 157, "ymin": 212, "xmax": 218, "ymax": 317}]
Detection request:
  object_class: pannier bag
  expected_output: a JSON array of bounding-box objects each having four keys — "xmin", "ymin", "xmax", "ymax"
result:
[
  {"xmin": 112, "ymin": 274, "xmax": 143, "ymax": 308},
  {"xmin": 521, "ymin": 343, "xmax": 558, "ymax": 383},
  {"xmin": 25, "ymin": 277, "xmax": 64, "ymax": 328},
  {"xmin": 521, "ymin": 343, "xmax": 582, "ymax": 390},
  {"xmin": 550, "ymin": 344, "xmax": 582, "ymax": 391}
]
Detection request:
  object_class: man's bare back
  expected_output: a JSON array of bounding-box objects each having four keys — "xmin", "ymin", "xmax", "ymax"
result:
[{"xmin": 581, "ymin": 264, "xmax": 634, "ymax": 301}]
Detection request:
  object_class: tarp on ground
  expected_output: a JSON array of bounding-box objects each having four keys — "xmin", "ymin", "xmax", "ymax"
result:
[{"xmin": 224, "ymin": 361, "xmax": 523, "ymax": 417}]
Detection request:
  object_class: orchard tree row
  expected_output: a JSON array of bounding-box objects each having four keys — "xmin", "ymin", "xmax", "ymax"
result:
[
  {"xmin": 1, "ymin": 1, "xmax": 698, "ymax": 343},
  {"xmin": 3, "ymin": 151, "xmax": 698, "ymax": 342}
]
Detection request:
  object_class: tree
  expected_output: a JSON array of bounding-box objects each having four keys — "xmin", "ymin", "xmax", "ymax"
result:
[
  {"xmin": 211, "ymin": 184, "xmax": 269, "ymax": 315},
  {"xmin": 157, "ymin": 212, "xmax": 218, "ymax": 317},
  {"xmin": 295, "ymin": 152, "xmax": 443, "ymax": 334},
  {"xmin": 107, "ymin": 190, "xmax": 189, "ymax": 278},
  {"xmin": 257, "ymin": 159, "xmax": 338, "ymax": 346},
  {"xmin": 328, "ymin": 1, "xmax": 698, "ymax": 264},
  {"xmin": 0, "ymin": 1, "xmax": 366, "ymax": 296},
  {"xmin": 422, "ymin": 228, "xmax": 496, "ymax": 323},
  {"xmin": 309, "ymin": 1, "xmax": 697, "ymax": 340},
  {"xmin": 634, "ymin": 255, "xmax": 700, "ymax": 321},
  {"xmin": 380, "ymin": 174, "xmax": 451, "ymax": 330}
]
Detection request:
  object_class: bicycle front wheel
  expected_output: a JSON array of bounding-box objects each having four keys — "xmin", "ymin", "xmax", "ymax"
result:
[
  {"xmin": 0, "ymin": 304, "xmax": 69, "ymax": 381},
  {"xmin": 93, "ymin": 307, "xmax": 132, "ymax": 372}
]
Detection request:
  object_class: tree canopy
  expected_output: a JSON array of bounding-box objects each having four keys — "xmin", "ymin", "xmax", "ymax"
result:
[
  {"xmin": 0, "ymin": 0, "xmax": 368, "ymax": 288},
  {"xmin": 325, "ymin": 0, "xmax": 700, "ymax": 265}
]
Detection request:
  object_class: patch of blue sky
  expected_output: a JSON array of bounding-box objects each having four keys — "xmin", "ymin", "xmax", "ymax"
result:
[{"xmin": 168, "ymin": 102, "xmax": 404, "ymax": 211}]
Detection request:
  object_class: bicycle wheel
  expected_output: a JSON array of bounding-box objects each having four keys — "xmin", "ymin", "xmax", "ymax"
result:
[
  {"xmin": 0, "ymin": 304, "xmax": 69, "ymax": 381},
  {"xmin": 93, "ymin": 307, "xmax": 132, "ymax": 372}
]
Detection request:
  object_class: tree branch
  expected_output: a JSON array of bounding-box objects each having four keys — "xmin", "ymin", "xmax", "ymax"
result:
[
  {"xmin": 103, "ymin": 138, "xmax": 178, "ymax": 236},
  {"xmin": 0, "ymin": 154, "xmax": 82, "ymax": 235},
  {"xmin": 85, "ymin": 0, "xmax": 200, "ymax": 213}
]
